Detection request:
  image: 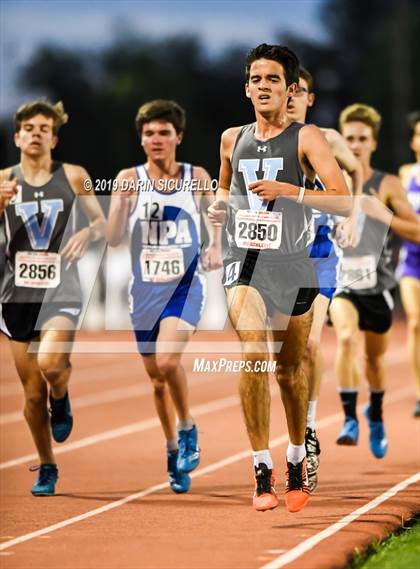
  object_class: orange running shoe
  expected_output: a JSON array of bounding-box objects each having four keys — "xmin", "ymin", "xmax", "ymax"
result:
[
  {"xmin": 253, "ymin": 463, "xmax": 279, "ymax": 511},
  {"xmin": 284, "ymin": 458, "xmax": 311, "ymax": 513}
]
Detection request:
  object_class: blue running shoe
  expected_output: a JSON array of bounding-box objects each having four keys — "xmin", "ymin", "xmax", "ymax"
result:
[
  {"xmin": 50, "ymin": 391, "xmax": 73, "ymax": 443},
  {"xmin": 177, "ymin": 425, "xmax": 200, "ymax": 473},
  {"xmin": 31, "ymin": 464, "xmax": 58, "ymax": 496},
  {"xmin": 167, "ymin": 450, "xmax": 191, "ymax": 494},
  {"xmin": 364, "ymin": 405, "xmax": 388, "ymax": 459},
  {"xmin": 336, "ymin": 416, "xmax": 359, "ymax": 445}
]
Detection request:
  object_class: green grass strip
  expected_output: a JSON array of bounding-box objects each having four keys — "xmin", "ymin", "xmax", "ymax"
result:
[{"xmin": 350, "ymin": 517, "xmax": 420, "ymax": 569}]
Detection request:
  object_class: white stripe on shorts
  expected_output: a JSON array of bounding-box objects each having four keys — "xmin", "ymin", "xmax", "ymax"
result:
[{"xmin": 382, "ymin": 289, "xmax": 394, "ymax": 311}]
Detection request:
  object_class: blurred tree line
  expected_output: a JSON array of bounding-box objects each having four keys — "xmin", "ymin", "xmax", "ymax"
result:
[{"xmin": 1, "ymin": 0, "xmax": 419, "ymax": 183}]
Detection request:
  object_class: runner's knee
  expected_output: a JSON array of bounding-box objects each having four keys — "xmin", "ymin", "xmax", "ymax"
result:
[
  {"xmin": 155, "ymin": 356, "xmax": 179, "ymax": 379},
  {"xmin": 241, "ymin": 338, "xmax": 268, "ymax": 360},
  {"xmin": 336, "ymin": 328, "xmax": 357, "ymax": 352},
  {"xmin": 150, "ymin": 377, "xmax": 167, "ymax": 396},
  {"xmin": 38, "ymin": 354, "xmax": 69, "ymax": 382},
  {"xmin": 407, "ymin": 317, "xmax": 420, "ymax": 335},
  {"xmin": 241, "ymin": 351, "xmax": 268, "ymax": 367},
  {"xmin": 365, "ymin": 353, "xmax": 384, "ymax": 374},
  {"xmin": 23, "ymin": 389, "xmax": 47, "ymax": 409},
  {"xmin": 275, "ymin": 362, "xmax": 300, "ymax": 386},
  {"xmin": 303, "ymin": 338, "xmax": 317, "ymax": 366}
]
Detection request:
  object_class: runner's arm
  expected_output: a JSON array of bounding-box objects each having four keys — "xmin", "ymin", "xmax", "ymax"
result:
[
  {"xmin": 323, "ymin": 128, "xmax": 364, "ymax": 246},
  {"xmin": 249, "ymin": 125, "xmax": 352, "ymax": 215},
  {"xmin": 208, "ymin": 128, "xmax": 238, "ymax": 226},
  {"xmin": 194, "ymin": 166, "xmax": 222, "ymax": 244},
  {"xmin": 374, "ymin": 175, "xmax": 420, "ymax": 243},
  {"xmin": 322, "ymin": 128, "xmax": 363, "ymax": 196},
  {"xmin": 0, "ymin": 168, "xmax": 18, "ymax": 217},
  {"xmin": 65, "ymin": 164, "xmax": 105, "ymax": 242},
  {"xmin": 105, "ymin": 169, "xmax": 137, "ymax": 247},
  {"xmin": 60, "ymin": 165, "xmax": 106, "ymax": 261},
  {"xmin": 298, "ymin": 124, "xmax": 352, "ymax": 214},
  {"xmin": 194, "ymin": 167, "xmax": 223, "ymax": 266}
]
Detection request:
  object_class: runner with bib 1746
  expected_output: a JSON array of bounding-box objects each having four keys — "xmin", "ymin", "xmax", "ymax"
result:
[{"xmin": 106, "ymin": 99, "xmax": 222, "ymax": 494}]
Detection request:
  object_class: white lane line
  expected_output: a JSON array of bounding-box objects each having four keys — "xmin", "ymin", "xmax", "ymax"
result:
[
  {"xmin": 0, "ymin": 378, "xmax": 412, "ymax": 472},
  {"xmin": 0, "ymin": 347, "xmax": 406, "ymax": 417},
  {"xmin": 0, "ymin": 385, "xmax": 413, "ymax": 552},
  {"xmin": 0, "ymin": 372, "xmax": 223, "ymax": 425},
  {"xmin": 259, "ymin": 471, "xmax": 420, "ymax": 569},
  {"xmin": 0, "ymin": 432, "xmax": 297, "ymax": 552},
  {"xmin": 0, "ymin": 394, "xmax": 240, "ymax": 470}
]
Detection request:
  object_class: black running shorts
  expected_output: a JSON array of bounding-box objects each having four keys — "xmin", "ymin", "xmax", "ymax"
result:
[
  {"xmin": 0, "ymin": 302, "xmax": 82, "ymax": 342},
  {"xmin": 333, "ymin": 289, "xmax": 396, "ymax": 334},
  {"xmin": 223, "ymin": 248, "xmax": 319, "ymax": 316}
]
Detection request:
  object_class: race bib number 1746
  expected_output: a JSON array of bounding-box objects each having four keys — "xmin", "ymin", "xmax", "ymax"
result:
[{"xmin": 140, "ymin": 247, "xmax": 184, "ymax": 283}]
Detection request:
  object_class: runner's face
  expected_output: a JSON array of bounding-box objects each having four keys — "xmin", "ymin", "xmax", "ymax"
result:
[
  {"xmin": 141, "ymin": 120, "xmax": 182, "ymax": 161},
  {"xmin": 287, "ymin": 77, "xmax": 314, "ymax": 122},
  {"xmin": 246, "ymin": 59, "xmax": 296, "ymax": 114},
  {"xmin": 14, "ymin": 114, "xmax": 57, "ymax": 157},
  {"xmin": 341, "ymin": 121, "xmax": 377, "ymax": 165},
  {"xmin": 410, "ymin": 121, "xmax": 420, "ymax": 157}
]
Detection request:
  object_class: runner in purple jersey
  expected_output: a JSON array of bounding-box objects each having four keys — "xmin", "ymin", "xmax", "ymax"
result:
[{"xmin": 399, "ymin": 111, "xmax": 420, "ymax": 417}]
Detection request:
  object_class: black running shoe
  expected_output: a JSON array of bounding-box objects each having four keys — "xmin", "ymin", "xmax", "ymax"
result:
[
  {"xmin": 305, "ymin": 427, "xmax": 321, "ymax": 492},
  {"xmin": 49, "ymin": 391, "xmax": 73, "ymax": 443}
]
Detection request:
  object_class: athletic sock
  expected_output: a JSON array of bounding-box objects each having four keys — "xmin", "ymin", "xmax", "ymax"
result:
[
  {"xmin": 339, "ymin": 389, "xmax": 358, "ymax": 420},
  {"xmin": 253, "ymin": 449, "xmax": 273, "ymax": 469},
  {"xmin": 286, "ymin": 443, "xmax": 306, "ymax": 465},
  {"xmin": 177, "ymin": 417, "xmax": 195, "ymax": 431},
  {"xmin": 369, "ymin": 389, "xmax": 384, "ymax": 422},
  {"xmin": 166, "ymin": 439, "xmax": 178, "ymax": 453},
  {"xmin": 307, "ymin": 400, "xmax": 317, "ymax": 430}
]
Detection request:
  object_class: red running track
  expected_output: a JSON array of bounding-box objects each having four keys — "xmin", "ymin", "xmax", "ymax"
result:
[{"xmin": 0, "ymin": 321, "xmax": 419, "ymax": 569}]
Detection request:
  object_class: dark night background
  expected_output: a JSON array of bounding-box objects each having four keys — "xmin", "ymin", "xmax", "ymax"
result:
[{"xmin": 1, "ymin": 0, "xmax": 419, "ymax": 181}]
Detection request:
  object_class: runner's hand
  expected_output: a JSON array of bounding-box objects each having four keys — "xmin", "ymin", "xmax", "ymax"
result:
[
  {"xmin": 61, "ymin": 227, "xmax": 92, "ymax": 261},
  {"xmin": 0, "ymin": 178, "xmax": 19, "ymax": 211},
  {"xmin": 202, "ymin": 244, "xmax": 223, "ymax": 271},
  {"xmin": 208, "ymin": 200, "xmax": 228, "ymax": 226},
  {"xmin": 249, "ymin": 180, "xmax": 292, "ymax": 201},
  {"xmin": 336, "ymin": 216, "xmax": 360, "ymax": 249}
]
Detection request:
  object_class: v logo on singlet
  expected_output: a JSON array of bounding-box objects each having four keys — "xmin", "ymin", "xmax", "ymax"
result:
[
  {"xmin": 15, "ymin": 199, "xmax": 64, "ymax": 250},
  {"xmin": 238, "ymin": 158, "xmax": 283, "ymax": 210}
]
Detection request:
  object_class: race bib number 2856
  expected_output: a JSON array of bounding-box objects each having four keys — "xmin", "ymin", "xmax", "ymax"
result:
[{"xmin": 15, "ymin": 251, "xmax": 61, "ymax": 288}]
